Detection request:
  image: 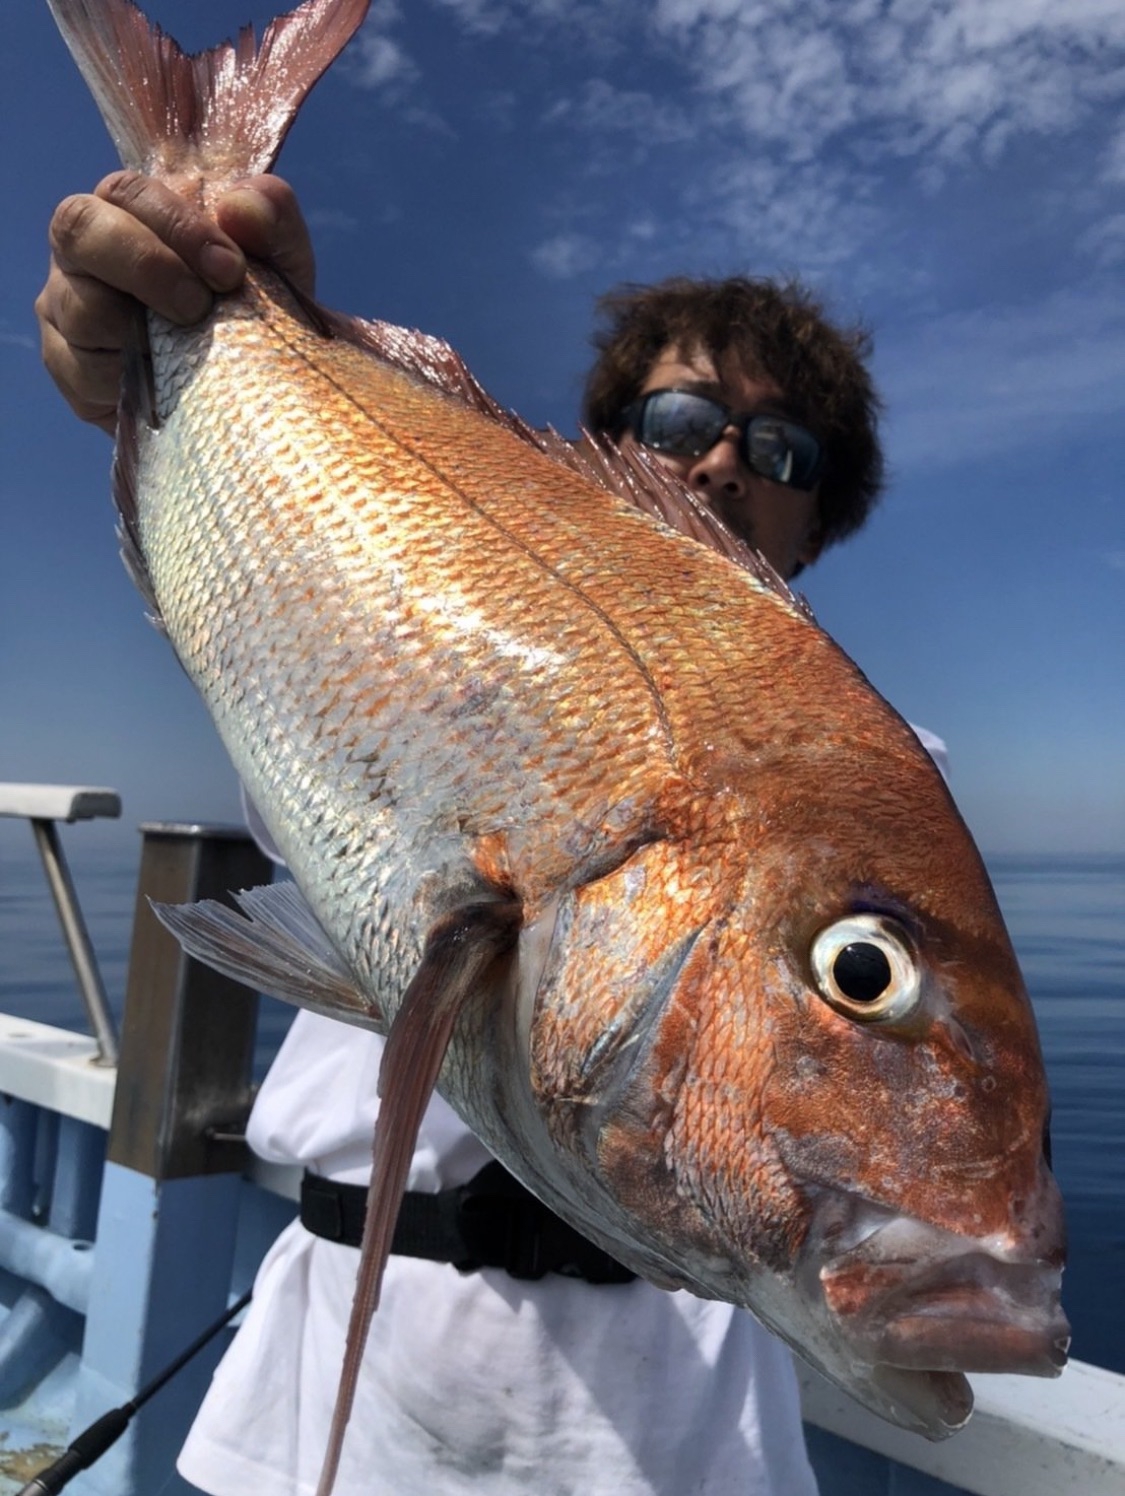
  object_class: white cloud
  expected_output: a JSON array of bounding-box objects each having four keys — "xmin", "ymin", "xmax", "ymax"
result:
[
  {"xmin": 342, "ymin": 0, "xmax": 1125, "ymax": 280},
  {"xmin": 306, "ymin": 208, "xmax": 361, "ymax": 233},
  {"xmin": 431, "ymin": 0, "xmax": 613, "ymax": 41},
  {"xmin": 436, "ymin": 1, "xmax": 1113, "ymax": 274},
  {"xmin": 349, "ymin": 3, "xmax": 419, "ymax": 92},
  {"xmin": 428, "ymin": 0, "xmax": 510, "ymax": 35},
  {"xmin": 355, "ymin": 31, "xmax": 415, "ymax": 88},
  {"xmin": 649, "ymin": 0, "xmax": 1125, "ymax": 169},
  {"xmin": 542, "ymin": 80, "xmax": 691, "ymax": 146},
  {"xmin": 1078, "ymin": 213, "xmax": 1125, "ymax": 268},
  {"xmin": 530, "ymin": 232, "xmax": 602, "ymax": 279},
  {"xmin": 877, "ymin": 281, "xmax": 1125, "ymax": 468},
  {"xmin": 1104, "ymin": 123, "xmax": 1125, "ymax": 183}
]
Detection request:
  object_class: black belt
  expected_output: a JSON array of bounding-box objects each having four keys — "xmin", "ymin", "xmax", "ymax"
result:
[{"xmin": 300, "ymin": 1162, "xmax": 635, "ymax": 1284}]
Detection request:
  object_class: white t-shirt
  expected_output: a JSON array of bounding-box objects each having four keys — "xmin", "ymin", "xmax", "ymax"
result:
[{"xmin": 178, "ymin": 1010, "xmax": 818, "ymax": 1496}]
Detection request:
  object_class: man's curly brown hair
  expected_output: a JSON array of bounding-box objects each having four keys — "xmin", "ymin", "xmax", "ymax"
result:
[{"xmin": 581, "ymin": 276, "xmax": 884, "ymax": 552}]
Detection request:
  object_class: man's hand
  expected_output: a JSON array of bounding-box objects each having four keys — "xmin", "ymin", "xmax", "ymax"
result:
[{"xmin": 35, "ymin": 171, "xmax": 315, "ymax": 435}]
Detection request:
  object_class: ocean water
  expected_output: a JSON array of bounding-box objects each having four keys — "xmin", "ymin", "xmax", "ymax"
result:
[
  {"xmin": 0, "ymin": 828, "xmax": 1122, "ymax": 1370},
  {"xmin": 0, "ymin": 826, "xmax": 296, "ymax": 1081}
]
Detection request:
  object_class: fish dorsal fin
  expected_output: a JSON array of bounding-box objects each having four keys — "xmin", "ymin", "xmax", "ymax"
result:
[
  {"xmin": 318, "ymin": 309, "xmax": 524, "ymax": 422},
  {"xmin": 316, "ymin": 899, "xmax": 523, "ymax": 1496},
  {"xmin": 558, "ymin": 435, "xmax": 816, "ymax": 621},
  {"xmin": 46, "ymin": 0, "xmax": 371, "ymax": 179},
  {"xmin": 151, "ymin": 881, "xmax": 377, "ymax": 1025},
  {"xmin": 322, "ymin": 311, "xmax": 815, "ymax": 620}
]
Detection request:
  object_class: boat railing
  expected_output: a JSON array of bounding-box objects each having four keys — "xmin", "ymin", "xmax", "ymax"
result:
[
  {"xmin": 0, "ymin": 795, "xmax": 278, "ymax": 1495},
  {"xmin": 0, "ymin": 790, "xmax": 1123, "ymax": 1495},
  {"xmin": 0, "ymin": 783, "xmax": 122, "ymax": 1066}
]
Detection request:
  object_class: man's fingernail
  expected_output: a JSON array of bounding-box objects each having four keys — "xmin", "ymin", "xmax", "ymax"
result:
[
  {"xmin": 171, "ymin": 278, "xmax": 213, "ymax": 322},
  {"xmin": 199, "ymin": 242, "xmax": 244, "ymax": 290}
]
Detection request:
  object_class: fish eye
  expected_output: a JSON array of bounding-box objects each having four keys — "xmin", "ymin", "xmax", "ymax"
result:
[{"xmin": 810, "ymin": 914, "xmax": 921, "ymax": 1024}]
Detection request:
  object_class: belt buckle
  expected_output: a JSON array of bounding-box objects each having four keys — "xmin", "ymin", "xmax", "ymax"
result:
[
  {"xmin": 301, "ymin": 1172, "xmax": 347, "ymax": 1243},
  {"xmin": 499, "ymin": 1196, "xmax": 548, "ymax": 1280},
  {"xmin": 456, "ymin": 1170, "xmax": 548, "ymax": 1280}
]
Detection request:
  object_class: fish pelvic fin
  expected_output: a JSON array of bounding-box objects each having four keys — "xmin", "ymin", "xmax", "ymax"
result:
[
  {"xmin": 317, "ymin": 898, "xmax": 523, "ymax": 1496},
  {"xmin": 46, "ymin": 0, "xmax": 370, "ymax": 180},
  {"xmin": 150, "ymin": 881, "xmax": 378, "ymax": 1026}
]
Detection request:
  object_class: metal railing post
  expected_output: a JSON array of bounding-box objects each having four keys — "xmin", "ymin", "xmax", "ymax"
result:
[{"xmin": 29, "ymin": 818, "xmax": 119, "ymax": 1066}]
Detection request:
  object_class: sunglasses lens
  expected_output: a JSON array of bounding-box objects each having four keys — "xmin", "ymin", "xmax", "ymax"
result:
[
  {"xmin": 627, "ymin": 389, "xmax": 823, "ymax": 489},
  {"xmin": 744, "ymin": 417, "xmax": 822, "ymax": 489},
  {"xmin": 632, "ymin": 390, "xmax": 726, "ymax": 457}
]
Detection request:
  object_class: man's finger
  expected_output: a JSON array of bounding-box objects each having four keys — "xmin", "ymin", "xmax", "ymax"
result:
[
  {"xmin": 49, "ymin": 189, "xmax": 219, "ymax": 326},
  {"xmin": 96, "ymin": 170, "xmax": 248, "ymax": 291},
  {"xmin": 38, "ymin": 319, "xmax": 121, "ymax": 433},
  {"xmin": 216, "ymin": 176, "xmax": 317, "ymax": 297},
  {"xmin": 37, "ymin": 261, "xmax": 136, "ymax": 354}
]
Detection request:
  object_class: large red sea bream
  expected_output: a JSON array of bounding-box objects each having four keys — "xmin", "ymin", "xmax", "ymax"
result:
[{"xmin": 45, "ymin": 1, "xmax": 1069, "ymax": 1491}]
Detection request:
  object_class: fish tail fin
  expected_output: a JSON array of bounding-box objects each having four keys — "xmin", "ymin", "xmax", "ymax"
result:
[{"xmin": 46, "ymin": 0, "xmax": 370, "ymax": 178}]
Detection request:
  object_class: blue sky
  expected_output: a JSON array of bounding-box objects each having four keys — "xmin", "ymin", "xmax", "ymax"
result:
[{"xmin": 2, "ymin": 0, "xmax": 1123, "ymax": 859}]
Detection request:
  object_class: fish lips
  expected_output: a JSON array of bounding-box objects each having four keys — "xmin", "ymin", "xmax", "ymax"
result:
[
  {"xmin": 819, "ymin": 1243, "xmax": 1070, "ymax": 1378},
  {"xmin": 813, "ymin": 1202, "xmax": 1065, "ymax": 1388},
  {"xmin": 786, "ymin": 1186, "xmax": 1069, "ymax": 1439}
]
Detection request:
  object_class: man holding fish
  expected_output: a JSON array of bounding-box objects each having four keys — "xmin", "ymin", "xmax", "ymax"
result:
[
  {"xmin": 37, "ymin": 169, "xmax": 885, "ymax": 1496},
  {"xmin": 36, "ymin": 4, "xmax": 1062, "ymax": 1481}
]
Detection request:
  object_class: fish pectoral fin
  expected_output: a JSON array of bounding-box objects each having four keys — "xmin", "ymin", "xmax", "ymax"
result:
[
  {"xmin": 316, "ymin": 898, "xmax": 523, "ymax": 1496},
  {"xmin": 151, "ymin": 881, "xmax": 377, "ymax": 1027},
  {"xmin": 112, "ymin": 309, "xmax": 166, "ymax": 631}
]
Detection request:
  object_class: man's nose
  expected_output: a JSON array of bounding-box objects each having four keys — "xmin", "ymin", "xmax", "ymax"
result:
[{"xmin": 686, "ymin": 430, "xmax": 747, "ymax": 503}]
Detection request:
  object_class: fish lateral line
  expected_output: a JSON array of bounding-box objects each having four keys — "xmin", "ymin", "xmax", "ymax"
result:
[
  {"xmin": 252, "ymin": 287, "xmax": 686, "ymax": 758},
  {"xmin": 318, "ymin": 291, "xmax": 808, "ymax": 614},
  {"xmin": 311, "ymin": 283, "xmax": 815, "ymax": 623},
  {"xmin": 236, "ymin": 263, "xmax": 813, "ymax": 645}
]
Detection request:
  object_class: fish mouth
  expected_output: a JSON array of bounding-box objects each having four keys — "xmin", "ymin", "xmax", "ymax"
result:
[
  {"xmin": 788, "ymin": 1186, "xmax": 1069, "ymax": 1438},
  {"xmin": 820, "ymin": 1241, "xmax": 1070, "ymax": 1377}
]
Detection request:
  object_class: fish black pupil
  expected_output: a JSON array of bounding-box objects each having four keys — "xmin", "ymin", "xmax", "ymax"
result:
[{"xmin": 833, "ymin": 942, "xmax": 892, "ymax": 1003}]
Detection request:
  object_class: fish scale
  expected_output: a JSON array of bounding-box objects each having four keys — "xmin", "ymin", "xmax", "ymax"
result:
[
  {"xmin": 46, "ymin": 2, "xmax": 1069, "ymax": 1491},
  {"xmin": 143, "ymin": 267, "xmax": 828, "ymax": 929}
]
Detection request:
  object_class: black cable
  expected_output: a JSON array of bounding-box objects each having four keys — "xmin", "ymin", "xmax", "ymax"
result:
[{"xmin": 15, "ymin": 1288, "xmax": 253, "ymax": 1496}]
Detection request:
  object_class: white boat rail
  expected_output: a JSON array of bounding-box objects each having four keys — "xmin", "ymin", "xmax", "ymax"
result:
[
  {"xmin": 799, "ymin": 1360, "xmax": 1125, "ymax": 1494},
  {"xmin": 0, "ymin": 782, "xmax": 121, "ymax": 1066}
]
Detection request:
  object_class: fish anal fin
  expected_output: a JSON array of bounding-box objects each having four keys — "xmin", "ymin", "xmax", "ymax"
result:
[
  {"xmin": 151, "ymin": 881, "xmax": 377, "ymax": 1026},
  {"xmin": 315, "ymin": 898, "xmax": 523, "ymax": 1496}
]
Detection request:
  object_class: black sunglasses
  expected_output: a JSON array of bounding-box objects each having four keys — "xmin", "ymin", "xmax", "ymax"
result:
[{"xmin": 622, "ymin": 388, "xmax": 824, "ymax": 491}]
